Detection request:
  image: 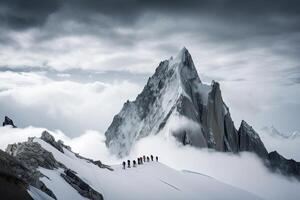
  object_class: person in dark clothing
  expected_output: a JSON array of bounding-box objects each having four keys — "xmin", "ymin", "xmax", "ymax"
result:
[
  {"xmin": 133, "ymin": 160, "xmax": 136, "ymax": 167},
  {"xmin": 147, "ymin": 156, "xmax": 150, "ymax": 162},
  {"xmin": 122, "ymin": 161, "xmax": 126, "ymax": 169},
  {"xmin": 137, "ymin": 158, "xmax": 140, "ymax": 165},
  {"xmin": 150, "ymin": 155, "xmax": 153, "ymax": 161},
  {"xmin": 127, "ymin": 160, "xmax": 131, "ymax": 168},
  {"xmin": 143, "ymin": 155, "xmax": 146, "ymax": 162},
  {"xmin": 139, "ymin": 157, "xmax": 143, "ymax": 164},
  {"xmin": 156, "ymin": 156, "xmax": 158, "ymax": 162}
]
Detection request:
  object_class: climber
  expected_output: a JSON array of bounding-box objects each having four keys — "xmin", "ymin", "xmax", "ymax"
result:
[
  {"xmin": 133, "ymin": 160, "xmax": 136, "ymax": 167},
  {"xmin": 122, "ymin": 161, "xmax": 126, "ymax": 169},
  {"xmin": 140, "ymin": 157, "xmax": 143, "ymax": 164},
  {"xmin": 127, "ymin": 160, "xmax": 131, "ymax": 168},
  {"xmin": 150, "ymin": 155, "xmax": 153, "ymax": 161},
  {"xmin": 143, "ymin": 155, "xmax": 146, "ymax": 162},
  {"xmin": 156, "ymin": 156, "xmax": 158, "ymax": 162},
  {"xmin": 147, "ymin": 156, "xmax": 150, "ymax": 162}
]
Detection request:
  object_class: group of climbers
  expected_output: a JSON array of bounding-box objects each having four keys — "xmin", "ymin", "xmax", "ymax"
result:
[{"xmin": 122, "ymin": 155, "xmax": 158, "ymax": 169}]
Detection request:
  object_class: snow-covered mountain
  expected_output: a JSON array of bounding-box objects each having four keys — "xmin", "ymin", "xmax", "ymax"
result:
[
  {"xmin": 105, "ymin": 47, "xmax": 300, "ymax": 180},
  {"xmin": 261, "ymin": 126, "xmax": 300, "ymax": 139},
  {"xmin": 1, "ymin": 131, "xmax": 262, "ymax": 200},
  {"xmin": 105, "ymin": 47, "xmax": 240, "ymax": 157},
  {"xmin": 104, "ymin": 48, "xmax": 272, "ymax": 158}
]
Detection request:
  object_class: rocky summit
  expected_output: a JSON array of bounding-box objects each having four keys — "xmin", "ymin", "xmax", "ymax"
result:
[
  {"xmin": 105, "ymin": 47, "xmax": 300, "ymax": 180},
  {"xmin": 105, "ymin": 47, "xmax": 239, "ymax": 156},
  {"xmin": 2, "ymin": 116, "xmax": 17, "ymax": 128}
]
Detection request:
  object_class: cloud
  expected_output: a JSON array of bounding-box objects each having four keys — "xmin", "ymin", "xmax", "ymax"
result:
[
  {"xmin": 0, "ymin": 0, "xmax": 299, "ymax": 74},
  {"xmin": 129, "ymin": 134, "xmax": 300, "ymax": 200},
  {"xmin": 125, "ymin": 116, "xmax": 300, "ymax": 200},
  {"xmin": 0, "ymin": 0, "xmax": 62, "ymax": 30},
  {"xmin": 0, "ymin": 71, "xmax": 141, "ymax": 136},
  {"xmin": 1, "ymin": 124, "xmax": 300, "ymax": 200}
]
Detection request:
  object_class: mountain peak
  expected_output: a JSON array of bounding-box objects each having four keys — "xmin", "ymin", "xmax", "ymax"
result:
[
  {"xmin": 105, "ymin": 48, "xmax": 232, "ymax": 156},
  {"xmin": 170, "ymin": 47, "xmax": 193, "ymax": 68},
  {"xmin": 2, "ymin": 116, "xmax": 17, "ymax": 128},
  {"xmin": 176, "ymin": 47, "xmax": 189, "ymax": 59}
]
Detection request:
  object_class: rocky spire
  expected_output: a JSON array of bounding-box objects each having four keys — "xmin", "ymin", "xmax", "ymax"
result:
[
  {"xmin": 238, "ymin": 120, "xmax": 268, "ymax": 158},
  {"xmin": 2, "ymin": 116, "xmax": 17, "ymax": 128}
]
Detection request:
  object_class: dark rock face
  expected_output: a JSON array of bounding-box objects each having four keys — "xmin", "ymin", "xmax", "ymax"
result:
[
  {"xmin": 75, "ymin": 153, "xmax": 113, "ymax": 171},
  {"xmin": 0, "ymin": 172, "xmax": 33, "ymax": 200},
  {"xmin": 105, "ymin": 48, "xmax": 240, "ymax": 156},
  {"xmin": 238, "ymin": 120, "xmax": 269, "ymax": 159},
  {"xmin": 6, "ymin": 138, "xmax": 63, "ymax": 170},
  {"xmin": 61, "ymin": 169, "xmax": 104, "ymax": 200},
  {"xmin": 267, "ymin": 151, "xmax": 300, "ymax": 180},
  {"xmin": 3, "ymin": 131, "xmax": 108, "ymax": 199},
  {"xmin": 0, "ymin": 149, "xmax": 57, "ymax": 199},
  {"xmin": 237, "ymin": 121, "xmax": 300, "ymax": 179},
  {"xmin": 224, "ymin": 113, "xmax": 239, "ymax": 152},
  {"xmin": 41, "ymin": 131, "xmax": 64, "ymax": 153},
  {"xmin": 2, "ymin": 116, "xmax": 17, "ymax": 128}
]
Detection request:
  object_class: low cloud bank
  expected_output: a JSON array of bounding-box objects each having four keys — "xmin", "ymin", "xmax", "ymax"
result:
[
  {"xmin": 0, "ymin": 125, "xmax": 300, "ymax": 200},
  {"xmin": 131, "ymin": 135, "xmax": 300, "ymax": 200},
  {"xmin": 128, "ymin": 116, "xmax": 300, "ymax": 200},
  {"xmin": 0, "ymin": 71, "xmax": 141, "ymax": 136}
]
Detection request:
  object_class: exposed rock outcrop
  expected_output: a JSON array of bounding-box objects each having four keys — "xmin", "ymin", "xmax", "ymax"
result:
[
  {"xmin": 61, "ymin": 169, "xmax": 104, "ymax": 200},
  {"xmin": 267, "ymin": 151, "xmax": 300, "ymax": 180},
  {"xmin": 41, "ymin": 131, "xmax": 64, "ymax": 153},
  {"xmin": 238, "ymin": 120, "xmax": 268, "ymax": 159},
  {"xmin": 6, "ymin": 138, "xmax": 63, "ymax": 170},
  {"xmin": 0, "ymin": 149, "xmax": 57, "ymax": 199},
  {"xmin": 2, "ymin": 116, "xmax": 17, "ymax": 128},
  {"xmin": 3, "ymin": 131, "xmax": 108, "ymax": 199},
  {"xmin": 40, "ymin": 130, "xmax": 113, "ymax": 171},
  {"xmin": 75, "ymin": 153, "xmax": 113, "ymax": 171},
  {"xmin": 0, "ymin": 171, "xmax": 33, "ymax": 200}
]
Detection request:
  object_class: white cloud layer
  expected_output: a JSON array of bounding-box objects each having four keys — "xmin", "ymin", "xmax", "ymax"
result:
[
  {"xmin": 1, "ymin": 123, "xmax": 300, "ymax": 200},
  {"xmin": 0, "ymin": 71, "xmax": 141, "ymax": 136}
]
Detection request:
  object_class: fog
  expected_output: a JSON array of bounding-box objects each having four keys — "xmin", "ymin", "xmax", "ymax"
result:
[
  {"xmin": 0, "ymin": 71, "xmax": 141, "ymax": 136},
  {"xmin": 1, "ymin": 125, "xmax": 300, "ymax": 200}
]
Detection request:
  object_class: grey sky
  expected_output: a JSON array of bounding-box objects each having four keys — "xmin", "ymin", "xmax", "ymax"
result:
[{"xmin": 0, "ymin": 0, "xmax": 300, "ymax": 136}]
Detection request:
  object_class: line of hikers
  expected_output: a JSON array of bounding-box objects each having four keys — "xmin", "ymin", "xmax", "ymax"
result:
[{"xmin": 122, "ymin": 155, "xmax": 158, "ymax": 169}]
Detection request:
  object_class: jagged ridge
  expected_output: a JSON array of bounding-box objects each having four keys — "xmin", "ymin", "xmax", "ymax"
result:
[
  {"xmin": 104, "ymin": 47, "xmax": 300, "ymax": 180},
  {"xmin": 3, "ymin": 130, "xmax": 108, "ymax": 200},
  {"xmin": 105, "ymin": 48, "xmax": 239, "ymax": 157}
]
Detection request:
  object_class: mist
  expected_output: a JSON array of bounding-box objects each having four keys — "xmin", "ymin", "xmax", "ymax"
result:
[{"xmin": 1, "ymin": 124, "xmax": 300, "ymax": 200}]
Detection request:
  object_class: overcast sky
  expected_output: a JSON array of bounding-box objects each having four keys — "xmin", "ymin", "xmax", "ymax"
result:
[{"xmin": 0, "ymin": 0, "xmax": 300, "ymax": 136}]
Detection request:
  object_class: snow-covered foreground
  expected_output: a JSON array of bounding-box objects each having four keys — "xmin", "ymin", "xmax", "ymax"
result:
[{"xmin": 32, "ymin": 138, "xmax": 262, "ymax": 200}]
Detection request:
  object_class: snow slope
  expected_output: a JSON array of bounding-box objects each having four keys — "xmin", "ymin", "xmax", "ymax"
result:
[{"xmin": 31, "ymin": 137, "xmax": 262, "ymax": 200}]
